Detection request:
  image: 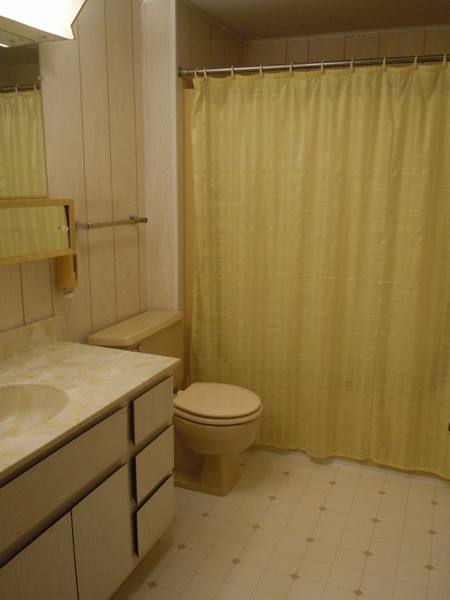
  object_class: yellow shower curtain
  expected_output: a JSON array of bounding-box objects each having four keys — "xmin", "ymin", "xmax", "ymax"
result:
[
  {"xmin": 190, "ymin": 64, "xmax": 450, "ymax": 479},
  {"xmin": 0, "ymin": 90, "xmax": 48, "ymax": 197}
]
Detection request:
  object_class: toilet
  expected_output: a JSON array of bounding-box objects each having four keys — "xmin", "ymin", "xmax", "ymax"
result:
[{"xmin": 88, "ymin": 311, "xmax": 262, "ymax": 496}]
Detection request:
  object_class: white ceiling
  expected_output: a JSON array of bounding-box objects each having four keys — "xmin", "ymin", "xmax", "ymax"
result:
[{"xmin": 185, "ymin": 0, "xmax": 450, "ymax": 40}]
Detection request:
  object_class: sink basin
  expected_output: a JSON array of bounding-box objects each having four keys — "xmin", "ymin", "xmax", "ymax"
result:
[{"xmin": 0, "ymin": 383, "xmax": 68, "ymax": 436}]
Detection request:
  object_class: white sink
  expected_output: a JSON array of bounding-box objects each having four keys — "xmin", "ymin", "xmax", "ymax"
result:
[{"xmin": 0, "ymin": 383, "xmax": 68, "ymax": 437}]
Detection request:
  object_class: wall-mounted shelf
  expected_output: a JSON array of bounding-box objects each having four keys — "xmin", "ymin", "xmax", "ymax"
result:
[{"xmin": 0, "ymin": 198, "xmax": 78, "ymax": 290}]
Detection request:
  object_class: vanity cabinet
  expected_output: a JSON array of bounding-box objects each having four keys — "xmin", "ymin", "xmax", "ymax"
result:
[
  {"xmin": 0, "ymin": 376, "xmax": 175, "ymax": 600},
  {"xmin": 0, "ymin": 514, "xmax": 78, "ymax": 600},
  {"xmin": 73, "ymin": 464, "xmax": 134, "ymax": 600}
]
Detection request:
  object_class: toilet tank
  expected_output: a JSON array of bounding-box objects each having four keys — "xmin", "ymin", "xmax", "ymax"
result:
[{"xmin": 87, "ymin": 311, "xmax": 184, "ymax": 388}]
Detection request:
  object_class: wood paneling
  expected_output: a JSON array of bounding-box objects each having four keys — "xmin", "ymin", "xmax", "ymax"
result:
[
  {"xmin": 211, "ymin": 24, "xmax": 226, "ymax": 68},
  {"xmin": 0, "ymin": 0, "xmax": 147, "ymax": 342},
  {"xmin": 105, "ymin": 0, "xmax": 140, "ymax": 323},
  {"xmin": 425, "ymin": 28, "xmax": 450, "ymax": 54},
  {"xmin": 344, "ymin": 32, "xmax": 380, "ymax": 59},
  {"xmin": 308, "ymin": 35, "xmax": 345, "ymax": 61},
  {"xmin": 0, "ymin": 266, "xmax": 23, "ymax": 331},
  {"xmin": 286, "ymin": 38, "xmax": 309, "ymax": 63},
  {"xmin": 190, "ymin": 10, "xmax": 212, "ymax": 69},
  {"xmin": 142, "ymin": 0, "xmax": 179, "ymax": 310},
  {"xmin": 21, "ymin": 260, "xmax": 53, "ymax": 324},
  {"xmin": 379, "ymin": 29, "xmax": 426, "ymax": 57},
  {"xmin": 244, "ymin": 40, "xmax": 287, "ymax": 66},
  {"xmin": 40, "ymin": 30, "xmax": 92, "ymax": 343},
  {"xmin": 242, "ymin": 26, "xmax": 450, "ymax": 68}
]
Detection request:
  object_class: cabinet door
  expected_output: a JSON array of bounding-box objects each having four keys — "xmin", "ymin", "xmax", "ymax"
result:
[
  {"xmin": 0, "ymin": 513, "xmax": 77, "ymax": 600},
  {"xmin": 72, "ymin": 464, "xmax": 134, "ymax": 600}
]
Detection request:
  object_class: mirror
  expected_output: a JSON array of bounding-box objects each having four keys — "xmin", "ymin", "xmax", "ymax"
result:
[{"xmin": 0, "ymin": 44, "xmax": 48, "ymax": 198}]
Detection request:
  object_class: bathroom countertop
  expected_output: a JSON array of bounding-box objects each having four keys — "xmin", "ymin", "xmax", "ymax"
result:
[{"xmin": 0, "ymin": 317, "xmax": 179, "ymax": 484}]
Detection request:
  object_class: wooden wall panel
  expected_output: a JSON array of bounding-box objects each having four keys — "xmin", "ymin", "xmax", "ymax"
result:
[
  {"xmin": 224, "ymin": 35, "xmax": 241, "ymax": 66},
  {"xmin": 40, "ymin": 29, "xmax": 92, "ymax": 343},
  {"xmin": 244, "ymin": 40, "xmax": 287, "ymax": 66},
  {"xmin": 211, "ymin": 24, "xmax": 226, "ymax": 68},
  {"xmin": 0, "ymin": 266, "xmax": 23, "ymax": 331},
  {"xmin": 308, "ymin": 35, "xmax": 346, "ymax": 61},
  {"xmin": 132, "ymin": 0, "xmax": 148, "ymax": 313},
  {"xmin": 425, "ymin": 28, "xmax": 450, "ymax": 54},
  {"xmin": 21, "ymin": 261, "xmax": 53, "ymax": 324},
  {"xmin": 286, "ymin": 39, "xmax": 308, "ymax": 63},
  {"xmin": 142, "ymin": 0, "xmax": 179, "ymax": 310},
  {"xmin": 379, "ymin": 29, "xmax": 426, "ymax": 57},
  {"xmin": 344, "ymin": 32, "xmax": 380, "ymax": 59},
  {"xmin": 190, "ymin": 10, "xmax": 211, "ymax": 70},
  {"xmin": 77, "ymin": 0, "xmax": 116, "ymax": 332},
  {"xmin": 241, "ymin": 26, "xmax": 450, "ymax": 68},
  {"xmin": 105, "ymin": 0, "xmax": 140, "ymax": 322}
]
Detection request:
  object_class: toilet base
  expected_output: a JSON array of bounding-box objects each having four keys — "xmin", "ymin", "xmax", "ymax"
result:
[{"xmin": 174, "ymin": 453, "xmax": 241, "ymax": 496}]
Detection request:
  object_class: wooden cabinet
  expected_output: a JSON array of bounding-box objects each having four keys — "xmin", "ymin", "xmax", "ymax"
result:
[
  {"xmin": 73, "ymin": 465, "xmax": 134, "ymax": 600},
  {"xmin": 0, "ymin": 375, "xmax": 175, "ymax": 600},
  {"xmin": 0, "ymin": 407, "xmax": 129, "ymax": 564},
  {"xmin": 0, "ymin": 514, "xmax": 78, "ymax": 600}
]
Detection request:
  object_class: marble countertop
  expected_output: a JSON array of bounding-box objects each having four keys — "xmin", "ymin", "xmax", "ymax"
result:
[{"xmin": 0, "ymin": 317, "xmax": 179, "ymax": 483}]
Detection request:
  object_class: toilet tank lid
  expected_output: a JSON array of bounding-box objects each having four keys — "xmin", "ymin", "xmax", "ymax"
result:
[{"xmin": 87, "ymin": 310, "xmax": 183, "ymax": 348}]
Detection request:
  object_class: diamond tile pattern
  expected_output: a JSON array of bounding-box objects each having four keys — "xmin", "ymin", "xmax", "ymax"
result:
[{"xmin": 113, "ymin": 447, "xmax": 450, "ymax": 600}]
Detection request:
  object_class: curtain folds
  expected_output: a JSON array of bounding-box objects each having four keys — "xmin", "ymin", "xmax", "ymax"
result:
[
  {"xmin": 0, "ymin": 90, "xmax": 48, "ymax": 198},
  {"xmin": 190, "ymin": 64, "xmax": 450, "ymax": 479}
]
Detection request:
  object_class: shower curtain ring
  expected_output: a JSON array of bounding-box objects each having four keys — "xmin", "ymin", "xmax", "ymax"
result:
[
  {"xmin": 320, "ymin": 61, "xmax": 325, "ymax": 75},
  {"xmin": 382, "ymin": 57, "xmax": 387, "ymax": 71},
  {"xmin": 203, "ymin": 67, "xmax": 208, "ymax": 78},
  {"xmin": 231, "ymin": 66, "xmax": 235, "ymax": 78},
  {"xmin": 443, "ymin": 54, "xmax": 447, "ymax": 68},
  {"xmin": 194, "ymin": 68, "xmax": 199, "ymax": 78},
  {"xmin": 349, "ymin": 58, "xmax": 354, "ymax": 73},
  {"xmin": 413, "ymin": 55, "xmax": 418, "ymax": 70},
  {"xmin": 259, "ymin": 64, "xmax": 263, "ymax": 77},
  {"xmin": 289, "ymin": 62, "xmax": 294, "ymax": 76}
]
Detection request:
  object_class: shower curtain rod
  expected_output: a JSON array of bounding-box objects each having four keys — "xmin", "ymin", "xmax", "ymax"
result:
[
  {"xmin": 178, "ymin": 53, "xmax": 447, "ymax": 78},
  {"xmin": 0, "ymin": 81, "xmax": 41, "ymax": 94}
]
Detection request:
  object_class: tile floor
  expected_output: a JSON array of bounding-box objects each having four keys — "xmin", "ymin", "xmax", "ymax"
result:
[{"xmin": 113, "ymin": 447, "xmax": 450, "ymax": 600}]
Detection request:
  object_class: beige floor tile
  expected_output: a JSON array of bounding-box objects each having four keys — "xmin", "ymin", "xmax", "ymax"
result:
[
  {"xmin": 256, "ymin": 569, "xmax": 293, "ymax": 596},
  {"xmin": 226, "ymin": 561, "xmax": 264, "ymax": 588},
  {"xmin": 266, "ymin": 549, "xmax": 302, "ymax": 575},
  {"xmin": 183, "ymin": 573, "xmax": 223, "ymax": 599},
  {"xmin": 114, "ymin": 448, "xmax": 450, "ymax": 600},
  {"xmin": 287, "ymin": 577, "xmax": 325, "ymax": 599}
]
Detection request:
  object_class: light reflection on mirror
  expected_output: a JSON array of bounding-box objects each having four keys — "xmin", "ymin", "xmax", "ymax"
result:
[{"xmin": 0, "ymin": 45, "xmax": 48, "ymax": 198}]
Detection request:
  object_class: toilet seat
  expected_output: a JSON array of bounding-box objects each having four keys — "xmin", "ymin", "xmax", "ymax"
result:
[{"xmin": 174, "ymin": 383, "xmax": 262, "ymax": 426}]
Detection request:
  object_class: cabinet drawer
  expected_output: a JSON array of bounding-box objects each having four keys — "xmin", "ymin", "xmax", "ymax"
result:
[
  {"xmin": 135, "ymin": 426, "xmax": 174, "ymax": 503},
  {"xmin": 135, "ymin": 475, "xmax": 174, "ymax": 557},
  {"xmin": 0, "ymin": 408, "xmax": 128, "ymax": 563},
  {"xmin": 133, "ymin": 377, "xmax": 173, "ymax": 445}
]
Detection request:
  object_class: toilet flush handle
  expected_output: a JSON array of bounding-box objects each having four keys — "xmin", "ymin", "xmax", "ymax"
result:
[{"xmin": 132, "ymin": 344, "xmax": 143, "ymax": 352}]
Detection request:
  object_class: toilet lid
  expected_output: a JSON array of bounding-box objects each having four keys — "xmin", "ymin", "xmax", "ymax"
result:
[{"xmin": 174, "ymin": 383, "xmax": 261, "ymax": 420}]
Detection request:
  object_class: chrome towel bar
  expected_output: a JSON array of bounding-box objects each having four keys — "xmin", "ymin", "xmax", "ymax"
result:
[{"xmin": 76, "ymin": 215, "xmax": 148, "ymax": 230}]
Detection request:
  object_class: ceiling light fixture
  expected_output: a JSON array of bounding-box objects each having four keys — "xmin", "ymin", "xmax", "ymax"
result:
[{"xmin": 0, "ymin": 0, "xmax": 87, "ymax": 40}]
